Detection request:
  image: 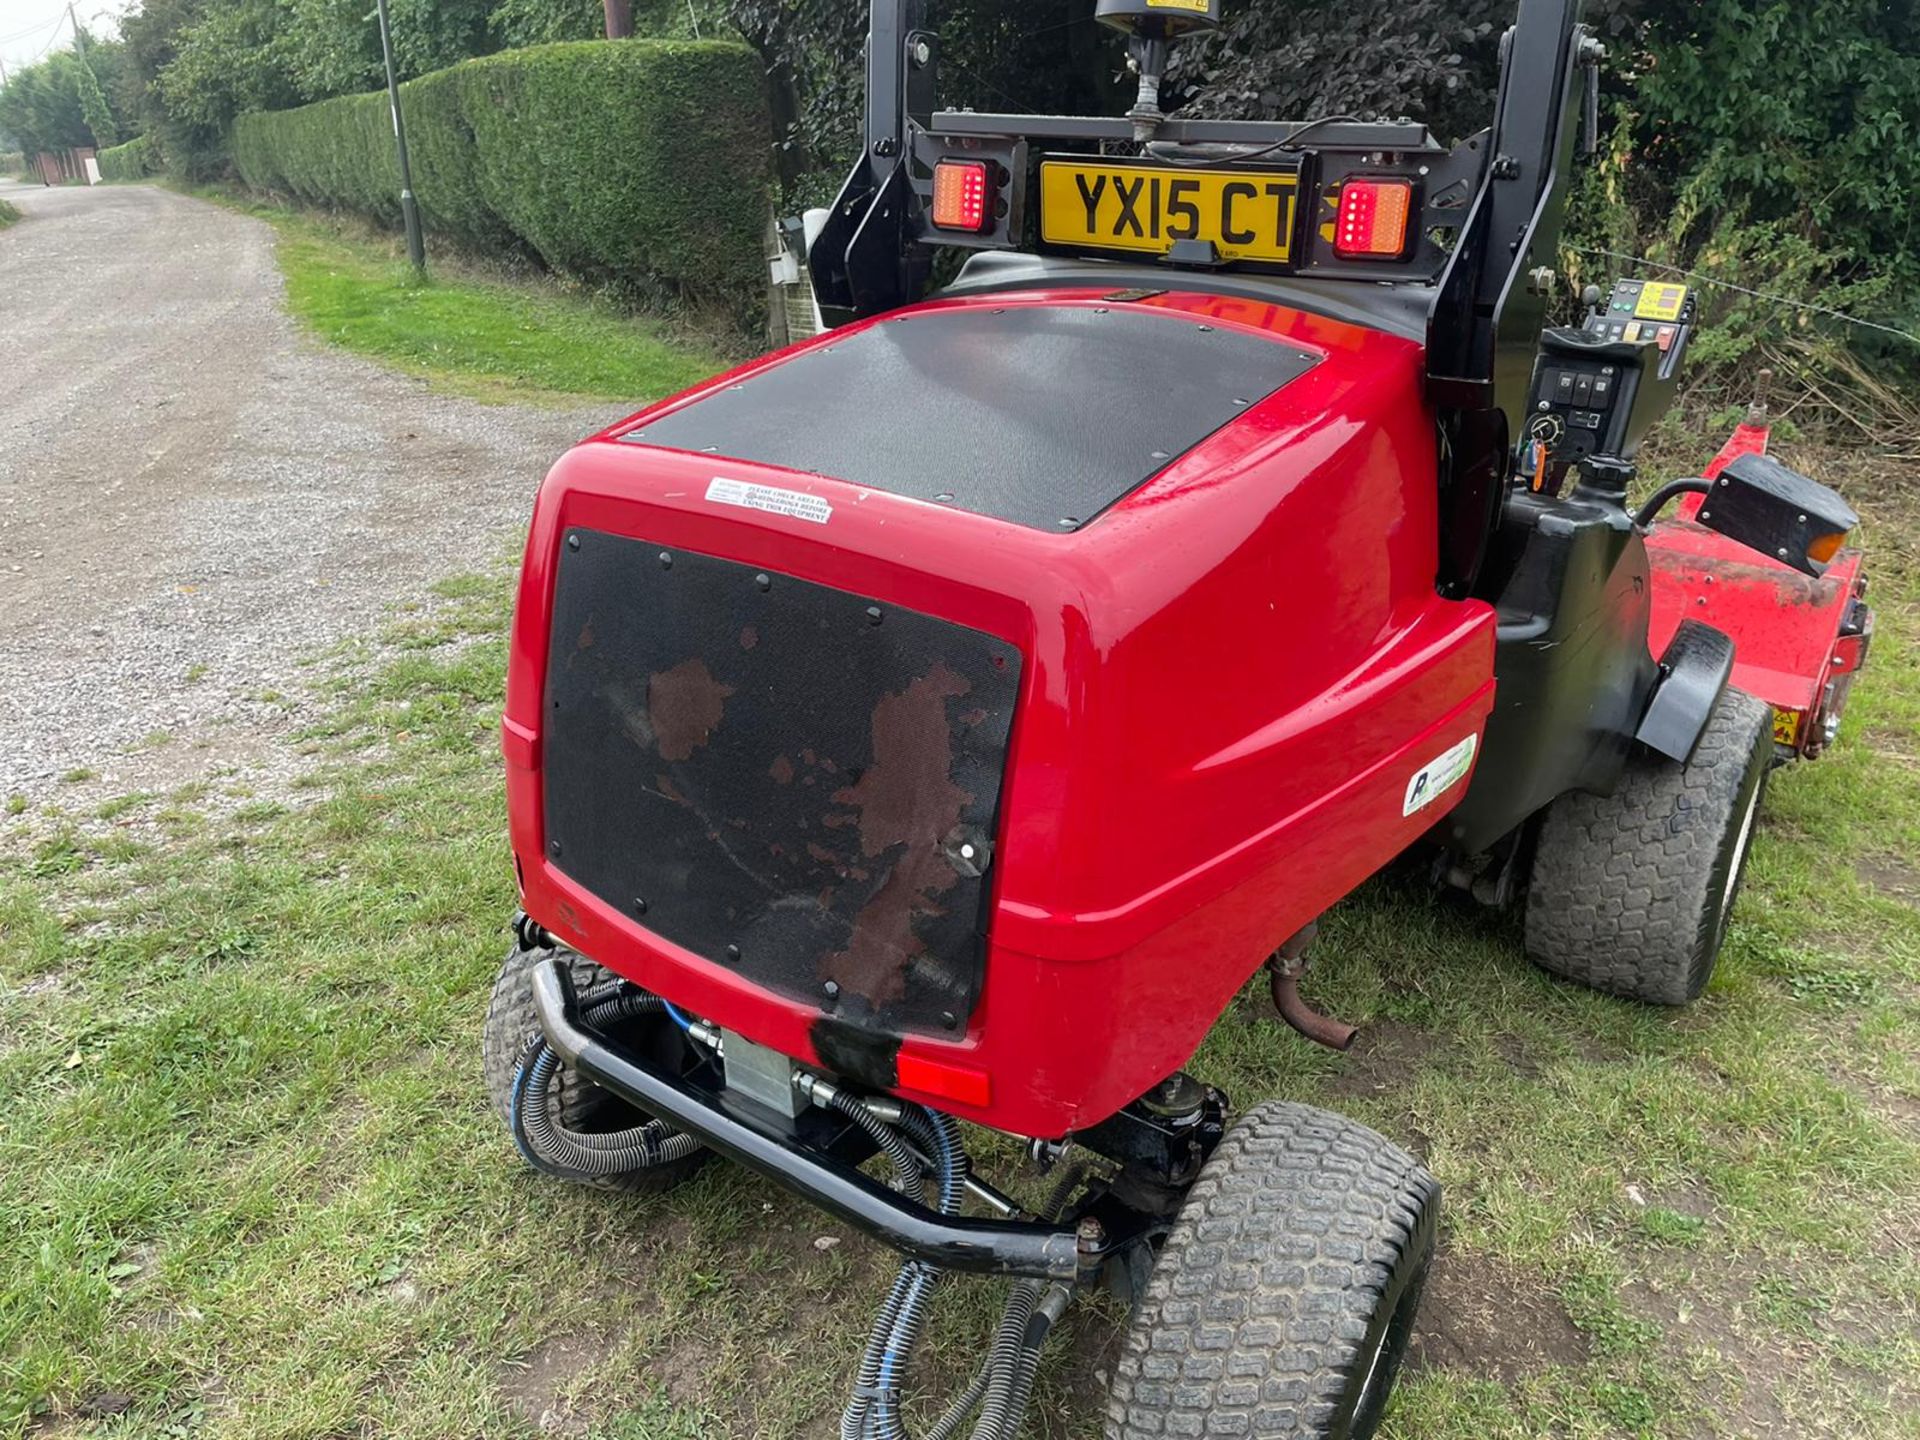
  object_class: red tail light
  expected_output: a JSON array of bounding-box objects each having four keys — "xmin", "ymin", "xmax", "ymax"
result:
[
  {"xmin": 896, "ymin": 1049, "xmax": 991, "ymax": 1107},
  {"xmin": 1334, "ymin": 178, "xmax": 1414, "ymax": 259},
  {"xmin": 932, "ymin": 160, "xmax": 995, "ymax": 234}
]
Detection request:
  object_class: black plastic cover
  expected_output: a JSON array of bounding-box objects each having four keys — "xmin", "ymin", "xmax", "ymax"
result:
[
  {"xmin": 625, "ymin": 303, "xmax": 1319, "ymax": 532},
  {"xmin": 542, "ymin": 531, "xmax": 1021, "ymax": 1036},
  {"xmin": 1443, "ymin": 491, "xmax": 1660, "ymax": 854},
  {"xmin": 1699, "ymin": 453, "xmax": 1859, "ymax": 577}
]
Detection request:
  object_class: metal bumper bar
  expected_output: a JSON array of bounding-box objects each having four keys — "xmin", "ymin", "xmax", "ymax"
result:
[{"xmin": 529, "ymin": 959, "xmax": 1087, "ymax": 1281}]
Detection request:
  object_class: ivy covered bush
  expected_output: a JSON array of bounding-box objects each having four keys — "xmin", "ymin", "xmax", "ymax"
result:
[{"xmin": 232, "ymin": 39, "xmax": 771, "ymax": 323}]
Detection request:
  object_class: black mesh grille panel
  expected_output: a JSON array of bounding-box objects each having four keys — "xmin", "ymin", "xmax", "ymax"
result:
[
  {"xmin": 542, "ymin": 531, "xmax": 1022, "ymax": 1036},
  {"xmin": 623, "ymin": 304, "xmax": 1321, "ymax": 532}
]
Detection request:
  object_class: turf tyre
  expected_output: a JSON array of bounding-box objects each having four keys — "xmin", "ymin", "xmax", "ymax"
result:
[
  {"xmin": 1525, "ymin": 686, "xmax": 1772, "ymax": 1004},
  {"xmin": 1106, "ymin": 1100, "xmax": 1439, "ymax": 1440},
  {"xmin": 482, "ymin": 942, "xmax": 709, "ymax": 1195}
]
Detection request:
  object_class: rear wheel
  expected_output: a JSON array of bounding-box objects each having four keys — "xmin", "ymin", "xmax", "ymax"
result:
[
  {"xmin": 481, "ymin": 942, "xmax": 709, "ymax": 1195},
  {"xmin": 1525, "ymin": 687, "xmax": 1773, "ymax": 1004},
  {"xmin": 1106, "ymin": 1102, "xmax": 1438, "ymax": 1440}
]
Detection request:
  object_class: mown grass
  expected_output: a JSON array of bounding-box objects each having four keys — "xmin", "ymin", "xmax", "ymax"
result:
[
  {"xmin": 0, "ymin": 264, "xmax": 1912, "ymax": 1440},
  {"xmin": 2, "ymin": 444, "xmax": 1916, "ymax": 1440},
  {"xmin": 189, "ymin": 189, "xmax": 728, "ymax": 406}
]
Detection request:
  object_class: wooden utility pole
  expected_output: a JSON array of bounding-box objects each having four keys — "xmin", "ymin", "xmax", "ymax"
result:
[{"xmin": 603, "ymin": 0, "xmax": 632, "ymax": 39}]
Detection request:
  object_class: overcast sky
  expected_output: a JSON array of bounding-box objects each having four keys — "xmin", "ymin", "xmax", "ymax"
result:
[{"xmin": 1, "ymin": 0, "xmax": 135, "ymax": 78}]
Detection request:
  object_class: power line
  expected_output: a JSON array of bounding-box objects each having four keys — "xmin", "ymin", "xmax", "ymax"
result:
[
  {"xmin": 1568, "ymin": 243, "xmax": 1920, "ymax": 350},
  {"xmin": 0, "ymin": 6, "xmax": 66, "ymax": 44},
  {"xmin": 23, "ymin": 7, "xmax": 71, "ymax": 61}
]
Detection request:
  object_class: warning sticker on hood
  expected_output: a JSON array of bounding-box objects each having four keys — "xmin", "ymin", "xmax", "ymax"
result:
[
  {"xmin": 1404, "ymin": 734, "xmax": 1478, "ymax": 817},
  {"xmin": 706, "ymin": 477, "xmax": 832, "ymax": 526}
]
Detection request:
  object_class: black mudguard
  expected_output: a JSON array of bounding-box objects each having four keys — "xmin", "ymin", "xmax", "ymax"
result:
[{"xmin": 1636, "ymin": 619, "xmax": 1734, "ymax": 764}]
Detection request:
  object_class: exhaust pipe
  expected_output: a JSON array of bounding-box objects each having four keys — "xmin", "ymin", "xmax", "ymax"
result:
[{"xmin": 1268, "ymin": 922, "xmax": 1359, "ymax": 1052}]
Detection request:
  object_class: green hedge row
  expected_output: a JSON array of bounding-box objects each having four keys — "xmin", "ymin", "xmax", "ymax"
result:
[
  {"xmin": 98, "ymin": 135, "xmax": 160, "ymax": 182},
  {"xmin": 0, "ymin": 151, "xmax": 23, "ymax": 178},
  {"xmin": 232, "ymin": 40, "xmax": 771, "ymax": 323}
]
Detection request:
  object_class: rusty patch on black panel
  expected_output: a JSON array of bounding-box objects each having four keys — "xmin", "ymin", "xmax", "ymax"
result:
[
  {"xmin": 541, "ymin": 532, "xmax": 1021, "ymax": 1036},
  {"xmin": 820, "ymin": 664, "xmax": 975, "ymax": 1006},
  {"xmin": 648, "ymin": 659, "xmax": 733, "ymax": 762}
]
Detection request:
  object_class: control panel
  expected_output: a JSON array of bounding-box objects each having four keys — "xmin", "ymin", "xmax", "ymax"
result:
[
  {"xmin": 1583, "ymin": 278, "xmax": 1697, "ymax": 379},
  {"xmin": 1520, "ymin": 279, "xmax": 1697, "ymax": 488}
]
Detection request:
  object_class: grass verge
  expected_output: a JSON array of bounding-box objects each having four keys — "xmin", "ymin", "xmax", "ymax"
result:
[
  {"xmin": 188, "ymin": 187, "xmax": 729, "ymax": 405},
  {"xmin": 2, "ymin": 436, "xmax": 1916, "ymax": 1440}
]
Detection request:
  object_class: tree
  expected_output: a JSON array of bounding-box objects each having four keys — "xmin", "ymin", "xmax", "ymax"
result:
[
  {"xmin": 73, "ymin": 33, "xmax": 120, "ymax": 146},
  {"xmin": 0, "ymin": 50, "xmax": 118, "ymax": 153}
]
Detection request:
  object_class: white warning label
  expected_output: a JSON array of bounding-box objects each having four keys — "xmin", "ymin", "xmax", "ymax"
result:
[{"xmin": 705, "ymin": 477, "xmax": 832, "ymax": 526}]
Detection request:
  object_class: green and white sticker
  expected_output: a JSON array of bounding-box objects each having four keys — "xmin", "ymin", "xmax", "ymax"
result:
[{"xmin": 1403, "ymin": 734, "xmax": 1478, "ymax": 817}]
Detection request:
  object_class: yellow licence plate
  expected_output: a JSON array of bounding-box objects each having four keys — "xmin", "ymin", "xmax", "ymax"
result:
[{"xmin": 1039, "ymin": 160, "xmax": 1301, "ymax": 265}]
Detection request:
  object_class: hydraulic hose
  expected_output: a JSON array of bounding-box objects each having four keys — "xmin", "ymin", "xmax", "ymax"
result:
[
  {"xmin": 833, "ymin": 1089, "xmax": 936, "ymax": 1440},
  {"xmin": 1633, "ymin": 477, "xmax": 1712, "ymax": 529},
  {"xmin": 966, "ymin": 1167, "xmax": 1083, "ymax": 1440},
  {"xmin": 994, "ymin": 1286, "xmax": 1072, "ymax": 1440},
  {"xmin": 835, "ymin": 1096, "xmax": 973, "ymax": 1440},
  {"xmin": 509, "ymin": 988, "xmax": 700, "ymax": 1178},
  {"xmin": 838, "ymin": 1102, "xmax": 1082, "ymax": 1440},
  {"xmin": 827, "ymin": 1089, "xmax": 930, "ymax": 1204},
  {"xmin": 921, "ymin": 1359, "xmax": 995, "ymax": 1440},
  {"xmin": 968, "ymin": 1281, "xmax": 1044, "ymax": 1440},
  {"xmin": 872, "ymin": 1108, "xmax": 963, "ymax": 1440}
]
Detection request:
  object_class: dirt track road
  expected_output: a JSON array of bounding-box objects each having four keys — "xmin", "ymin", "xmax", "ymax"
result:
[{"xmin": 0, "ymin": 179, "xmax": 618, "ymax": 806}]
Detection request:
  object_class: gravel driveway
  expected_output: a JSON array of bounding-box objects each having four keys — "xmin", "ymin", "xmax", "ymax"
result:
[{"xmin": 0, "ymin": 179, "xmax": 622, "ymax": 808}]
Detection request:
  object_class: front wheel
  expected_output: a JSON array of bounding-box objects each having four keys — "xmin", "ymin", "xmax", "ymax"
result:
[{"xmin": 1106, "ymin": 1101, "xmax": 1439, "ymax": 1440}]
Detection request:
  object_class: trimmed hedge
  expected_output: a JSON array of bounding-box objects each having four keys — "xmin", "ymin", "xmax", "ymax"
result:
[
  {"xmin": 98, "ymin": 135, "xmax": 161, "ymax": 182},
  {"xmin": 232, "ymin": 40, "xmax": 771, "ymax": 322}
]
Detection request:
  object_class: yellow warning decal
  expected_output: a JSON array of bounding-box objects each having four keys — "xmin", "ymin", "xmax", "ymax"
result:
[
  {"xmin": 1772, "ymin": 707, "xmax": 1803, "ymax": 746},
  {"xmin": 1634, "ymin": 282, "xmax": 1689, "ymax": 321},
  {"xmin": 1146, "ymin": 0, "xmax": 1212, "ymax": 10}
]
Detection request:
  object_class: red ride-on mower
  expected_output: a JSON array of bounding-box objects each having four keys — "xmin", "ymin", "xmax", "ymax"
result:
[{"xmin": 481, "ymin": 1, "xmax": 1874, "ymax": 1434}]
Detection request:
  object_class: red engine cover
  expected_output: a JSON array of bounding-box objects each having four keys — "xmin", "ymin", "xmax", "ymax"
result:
[{"xmin": 504, "ymin": 289, "xmax": 1496, "ymax": 1137}]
